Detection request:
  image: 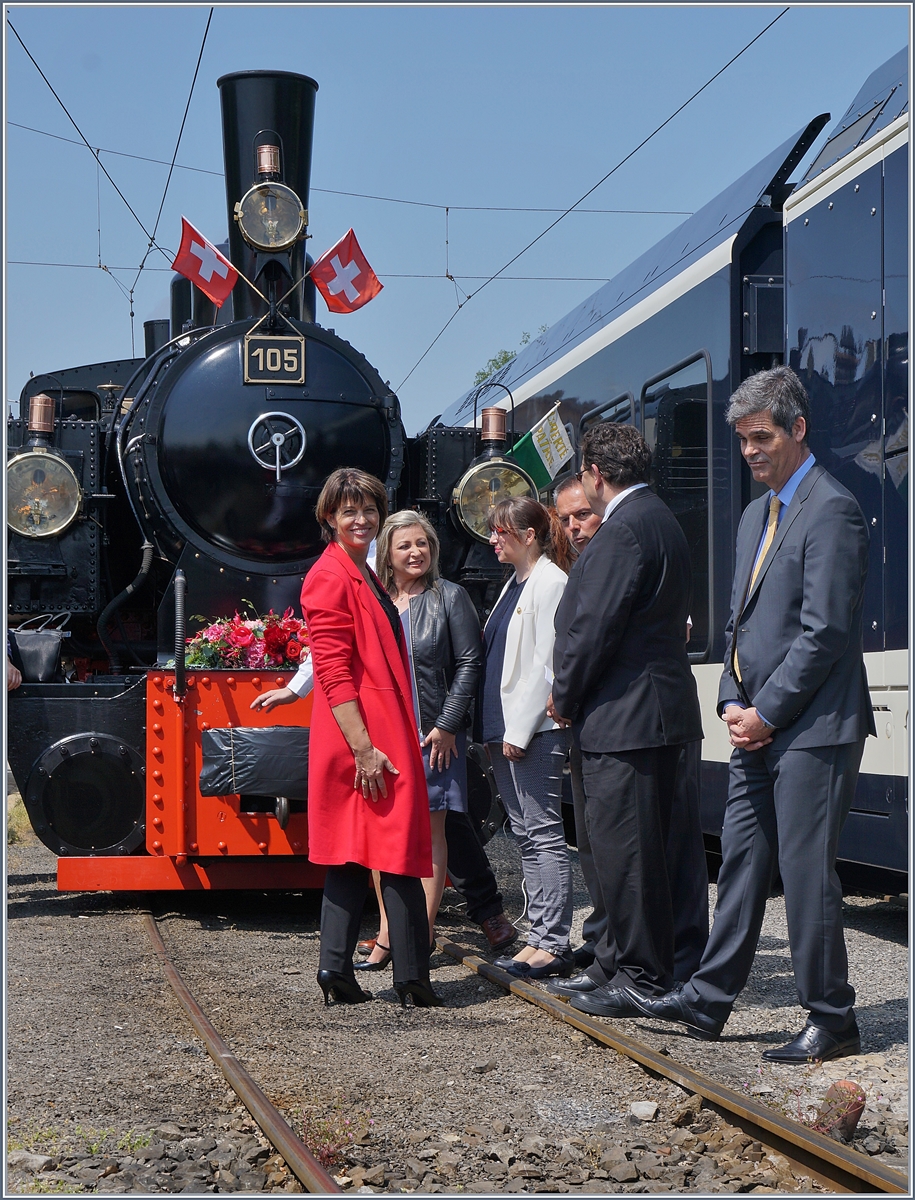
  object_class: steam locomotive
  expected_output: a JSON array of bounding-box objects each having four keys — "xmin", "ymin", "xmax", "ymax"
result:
[
  {"xmin": 8, "ymin": 50, "xmax": 909, "ymax": 894},
  {"xmin": 6, "ymin": 69, "xmax": 516, "ymax": 891}
]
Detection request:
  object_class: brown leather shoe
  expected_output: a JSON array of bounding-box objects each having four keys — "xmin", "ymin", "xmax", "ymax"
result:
[
  {"xmin": 356, "ymin": 938, "xmax": 376, "ymax": 956},
  {"xmin": 480, "ymin": 913, "xmax": 518, "ymax": 952}
]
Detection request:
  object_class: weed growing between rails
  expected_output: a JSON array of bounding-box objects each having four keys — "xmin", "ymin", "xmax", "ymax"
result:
[
  {"xmin": 742, "ymin": 1064, "xmax": 871, "ymax": 1139},
  {"xmin": 297, "ymin": 1097, "xmax": 374, "ymax": 1170}
]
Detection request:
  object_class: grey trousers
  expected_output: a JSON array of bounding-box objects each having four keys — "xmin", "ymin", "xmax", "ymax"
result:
[
  {"xmin": 685, "ymin": 740, "xmax": 864, "ymax": 1032},
  {"xmin": 488, "ymin": 731, "xmax": 573, "ymax": 954}
]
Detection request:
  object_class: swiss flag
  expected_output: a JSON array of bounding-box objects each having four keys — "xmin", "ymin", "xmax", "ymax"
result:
[
  {"xmin": 310, "ymin": 229, "xmax": 383, "ymax": 314},
  {"xmin": 171, "ymin": 217, "xmax": 238, "ymax": 308}
]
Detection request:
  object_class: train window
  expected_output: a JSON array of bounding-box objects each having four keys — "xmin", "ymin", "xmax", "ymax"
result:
[
  {"xmin": 641, "ymin": 354, "xmax": 711, "ymax": 658},
  {"xmin": 578, "ymin": 392, "xmax": 634, "ymax": 439}
]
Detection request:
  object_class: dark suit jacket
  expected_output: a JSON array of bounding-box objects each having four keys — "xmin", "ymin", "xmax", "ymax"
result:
[
  {"xmin": 552, "ymin": 487, "xmax": 702, "ymax": 754},
  {"xmin": 718, "ymin": 462, "xmax": 875, "ymax": 748}
]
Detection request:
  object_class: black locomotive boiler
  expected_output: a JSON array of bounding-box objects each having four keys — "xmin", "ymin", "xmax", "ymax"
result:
[{"xmin": 6, "ymin": 69, "xmax": 505, "ymax": 890}]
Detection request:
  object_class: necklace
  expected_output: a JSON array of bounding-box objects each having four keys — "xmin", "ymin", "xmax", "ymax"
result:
[{"xmin": 392, "ymin": 579, "xmax": 425, "ymax": 609}]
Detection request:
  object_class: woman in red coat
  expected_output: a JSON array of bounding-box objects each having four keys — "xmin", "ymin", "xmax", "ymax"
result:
[{"xmin": 300, "ymin": 468, "xmax": 439, "ymax": 1007}]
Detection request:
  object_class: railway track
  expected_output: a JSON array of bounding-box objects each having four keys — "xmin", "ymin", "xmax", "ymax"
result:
[
  {"xmin": 140, "ymin": 904, "xmax": 907, "ymax": 1196},
  {"xmin": 435, "ymin": 937, "xmax": 909, "ymax": 1196},
  {"xmin": 142, "ymin": 913, "xmax": 342, "ymax": 1194}
]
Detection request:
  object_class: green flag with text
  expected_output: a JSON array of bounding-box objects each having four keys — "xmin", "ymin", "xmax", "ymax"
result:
[{"xmin": 507, "ymin": 404, "xmax": 575, "ymax": 490}]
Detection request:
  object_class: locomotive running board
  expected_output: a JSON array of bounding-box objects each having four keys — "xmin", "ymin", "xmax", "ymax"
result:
[{"xmin": 57, "ymin": 855, "xmax": 327, "ymax": 892}]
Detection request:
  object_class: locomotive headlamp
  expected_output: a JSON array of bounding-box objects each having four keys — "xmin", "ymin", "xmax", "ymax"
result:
[
  {"xmin": 234, "ymin": 182, "xmax": 306, "ymax": 251},
  {"xmin": 451, "ymin": 459, "xmax": 537, "ymax": 543},
  {"xmin": 7, "ymin": 450, "xmax": 82, "ymax": 538}
]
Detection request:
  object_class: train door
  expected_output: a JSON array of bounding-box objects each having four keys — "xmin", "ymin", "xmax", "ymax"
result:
[{"xmin": 640, "ymin": 354, "xmax": 713, "ymax": 659}]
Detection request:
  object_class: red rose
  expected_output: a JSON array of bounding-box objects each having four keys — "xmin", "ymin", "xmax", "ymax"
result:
[
  {"xmin": 286, "ymin": 639, "xmax": 302, "ymax": 661},
  {"xmin": 226, "ymin": 621, "xmax": 254, "ymax": 648},
  {"xmin": 263, "ymin": 623, "xmax": 288, "ymax": 653}
]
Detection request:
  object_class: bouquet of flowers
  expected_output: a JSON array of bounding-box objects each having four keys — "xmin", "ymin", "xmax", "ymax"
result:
[{"xmin": 185, "ymin": 606, "xmax": 308, "ymax": 671}]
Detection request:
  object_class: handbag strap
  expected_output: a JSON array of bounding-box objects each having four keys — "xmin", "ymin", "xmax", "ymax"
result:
[{"xmin": 15, "ymin": 612, "xmax": 72, "ymax": 632}]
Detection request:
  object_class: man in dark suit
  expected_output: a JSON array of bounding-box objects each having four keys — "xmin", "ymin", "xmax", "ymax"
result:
[
  {"xmin": 634, "ymin": 366, "xmax": 874, "ymax": 1062},
  {"xmin": 554, "ymin": 475, "xmax": 709, "ymax": 980},
  {"xmin": 548, "ymin": 424, "xmax": 703, "ymax": 1015}
]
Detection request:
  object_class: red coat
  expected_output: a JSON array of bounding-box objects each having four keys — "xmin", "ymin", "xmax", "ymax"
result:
[{"xmin": 300, "ymin": 542, "xmax": 432, "ymax": 876}]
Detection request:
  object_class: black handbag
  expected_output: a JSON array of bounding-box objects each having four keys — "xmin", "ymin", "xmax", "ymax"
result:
[
  {"xmin": 199, "ymin": 726, "xmax": 309, "ymax": 801},
  {"xmin": 8, "ymin": 613, "xmax": 72, "ymax": 683}
]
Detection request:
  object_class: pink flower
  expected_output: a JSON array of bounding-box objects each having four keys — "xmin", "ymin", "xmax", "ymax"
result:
[{"xmin": 245, "ymin": 642, "xmax": 266, "ymax": 669}]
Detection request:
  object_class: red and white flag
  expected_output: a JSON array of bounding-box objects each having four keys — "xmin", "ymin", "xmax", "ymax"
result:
[
  {"xmin": 310, "ymin": 229, "xmax": 383, "ymax": 314},
  {"xmin": 171, "ymin": 217, "xmax": 238, "ymax": 308}
]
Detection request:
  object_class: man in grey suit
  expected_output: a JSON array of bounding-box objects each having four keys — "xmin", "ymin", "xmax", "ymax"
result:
[{"xmin": 634, "ymin": 366, "xmax": 875, "ymax": 1062}]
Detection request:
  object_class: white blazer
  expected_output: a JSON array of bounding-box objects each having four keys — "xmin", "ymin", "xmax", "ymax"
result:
[{"xmin": 484, "ymin": 554, "xmax": 568, "ymax": 750}]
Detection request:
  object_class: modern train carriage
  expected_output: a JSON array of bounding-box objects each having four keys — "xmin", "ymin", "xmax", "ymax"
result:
[{"xmin": 434, "ymin": 47, "xmax": 909, "ymax": 889}]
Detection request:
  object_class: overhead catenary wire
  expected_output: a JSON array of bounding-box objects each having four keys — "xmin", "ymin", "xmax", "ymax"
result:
[
  {"xmin": 8, "ymin": 261, "xmax": 618, "ymax": 283},
  {"xmin": 395, "ymin": 5, "xmax": 791, "ymax": 392},
  {"xmin": 125, "ymin": 7, "xmax": 214, "ymax": 352},
  {"xmin": 6, "ymin": 19, "xmax": 172, "ymax": 260},
  {"xmin": 8, "ymin": 121, "xmax": 695, "ymax": 217},
  {"xmin": 130, "ymin": 8, "xmax": 214, "ymax": 293}
]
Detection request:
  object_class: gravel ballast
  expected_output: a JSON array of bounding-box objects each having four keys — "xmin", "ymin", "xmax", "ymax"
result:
[{"xmin": 6, "ymin": 815, "xmax": 908, "ymax": 1195}]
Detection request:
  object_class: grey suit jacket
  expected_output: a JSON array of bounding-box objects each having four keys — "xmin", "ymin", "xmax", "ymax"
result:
[{"xmin": 718, "ymin": 462, "xmax": 875, "ymax": 748}]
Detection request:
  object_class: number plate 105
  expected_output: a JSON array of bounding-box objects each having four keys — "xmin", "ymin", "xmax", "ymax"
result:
[{"xmin": 244, "ymin": 335, "xmax": 305, "ymax": 384}]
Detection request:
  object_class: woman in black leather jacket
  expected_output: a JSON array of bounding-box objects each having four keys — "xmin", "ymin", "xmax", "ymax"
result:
[{"xmin": 356, "ymin": 509, "xmax": 483, "ymax": 968}]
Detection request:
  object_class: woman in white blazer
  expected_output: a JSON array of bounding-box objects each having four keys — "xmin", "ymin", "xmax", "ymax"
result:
[{"xmin": 480, "ymin": 496, "xmax": 574, "ymax": 980}]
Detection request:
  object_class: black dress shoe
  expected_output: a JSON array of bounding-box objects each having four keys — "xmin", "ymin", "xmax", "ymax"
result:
[
  {"xmin": 316, "ymin": 970, "xmax": 373, "ymax": 1005},
  {"xmin": 762, "ymin": 1020, "xmax": 861, "ymax": 1063},
  {"xmin": 545, "ymin": 972, "xmax": 600, "ymax": 998},
  {"xmin": 569, "ymin": 985, "xmax": 645, "ymax": 1019},
  {"xmin": 626, "ymin": 988, "xmax": 722, "ymax": 1040},
  {"xmin": 506, "ymin": 949, "xmax": 574, "ymax": 980},
  {"xmin": 571, "ymin": 945, "xmax": 596, "ymax": 969},
  {"xmin": 353, "ymin": 943, "xmax": 391, "ymax": 972},
  {"xmin": 394, "ymin": 979, "xmax": 444, "ymax": 1008}
]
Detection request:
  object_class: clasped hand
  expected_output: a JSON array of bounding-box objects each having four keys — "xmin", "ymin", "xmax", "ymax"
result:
[
  {"xmin": 353, "ymin": 746, "xmax": 399, "ymax": 801},
  {"xmin": 423, "ymin": 726, "xmax": 458, "ymax": 771},
  {"xmin": 723, "ymin": 705, "xmax": 774, "ymax": 751}
]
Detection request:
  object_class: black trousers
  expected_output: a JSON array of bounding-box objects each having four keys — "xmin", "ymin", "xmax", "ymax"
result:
[
  {"xmin": 443, "ymin": 810, "xmax": 504, "ymax": 925},
  {"xmin": 582, "ymin": 744, "xmax": 684, "ymax": 996},
  {"xmin": 669, "ymin": 740, "xmax": 710, "ymax": 982},
  {"xmin": 685, "ymin": 740, "xmax": 864, "ymax": 1032},
  {"xmin": 320, "ymin": 863, "xmax": 429, "ymax": 986},
  {"xmin": 569, "ymin": 740, "xmax": 608, "ymax": 953}
]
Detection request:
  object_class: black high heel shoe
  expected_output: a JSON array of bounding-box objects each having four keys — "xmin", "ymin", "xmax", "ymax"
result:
[
  {"xmin": 353, "ymin": 943, "xmax": 391, "ymax": 972},
  {"xmin": 394, "ymin": 979, "xmax": 443, "ymax": 1008},
  {"xmin": 316, "ymin": 970, "xmax": 373, "ymax": 1005}
]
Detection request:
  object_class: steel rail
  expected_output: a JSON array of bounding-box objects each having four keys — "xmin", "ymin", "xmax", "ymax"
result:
[
  {"xmin": 142, "ymin": 912, "xmax": 342, "ymax": 1194},
  {"xmin": 436, "ymin": 937, "xmax": 908, "ymax": 1196}
]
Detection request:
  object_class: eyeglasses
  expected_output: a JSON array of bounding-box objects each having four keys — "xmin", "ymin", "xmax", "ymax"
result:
[{"xmin": 574, "ymin": 468, "xmax": 586, "ymax": 482}]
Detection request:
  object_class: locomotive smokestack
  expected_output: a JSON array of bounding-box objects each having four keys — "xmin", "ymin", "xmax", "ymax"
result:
[{"xmin": 217, "ymin": 70, "xmax": 319, "ymax": 323}]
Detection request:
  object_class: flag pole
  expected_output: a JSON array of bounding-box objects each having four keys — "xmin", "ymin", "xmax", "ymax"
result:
[{"xmin": 244, "ymin": 263, "xmax": 316, "ymax": 338}]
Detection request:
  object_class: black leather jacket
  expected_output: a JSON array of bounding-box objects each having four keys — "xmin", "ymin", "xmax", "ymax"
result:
[{"xmin": 403, "ymin": 580, "xmax": 482, "ymax": 736}]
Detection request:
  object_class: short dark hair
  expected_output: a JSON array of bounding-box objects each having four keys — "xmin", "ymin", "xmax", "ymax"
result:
[
  {"xmin": 315, "ymin": 468, "xmax": 388, "ymax": 543},
  {"xmin": 725, "ymin": 366, "xmax": 810, "ymax": 441},
  {"xmin": 552, "ymin": 475, "xmax": 583, "ymax": 504},
  {"xmin": 580, "ymin": 423, "xmax": 651, "ymax": 487}
]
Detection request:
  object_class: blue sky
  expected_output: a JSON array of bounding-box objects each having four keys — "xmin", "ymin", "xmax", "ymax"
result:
[{"xmin": 4, "ymin": 3, "xmax": 909, "ymax": 433}]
